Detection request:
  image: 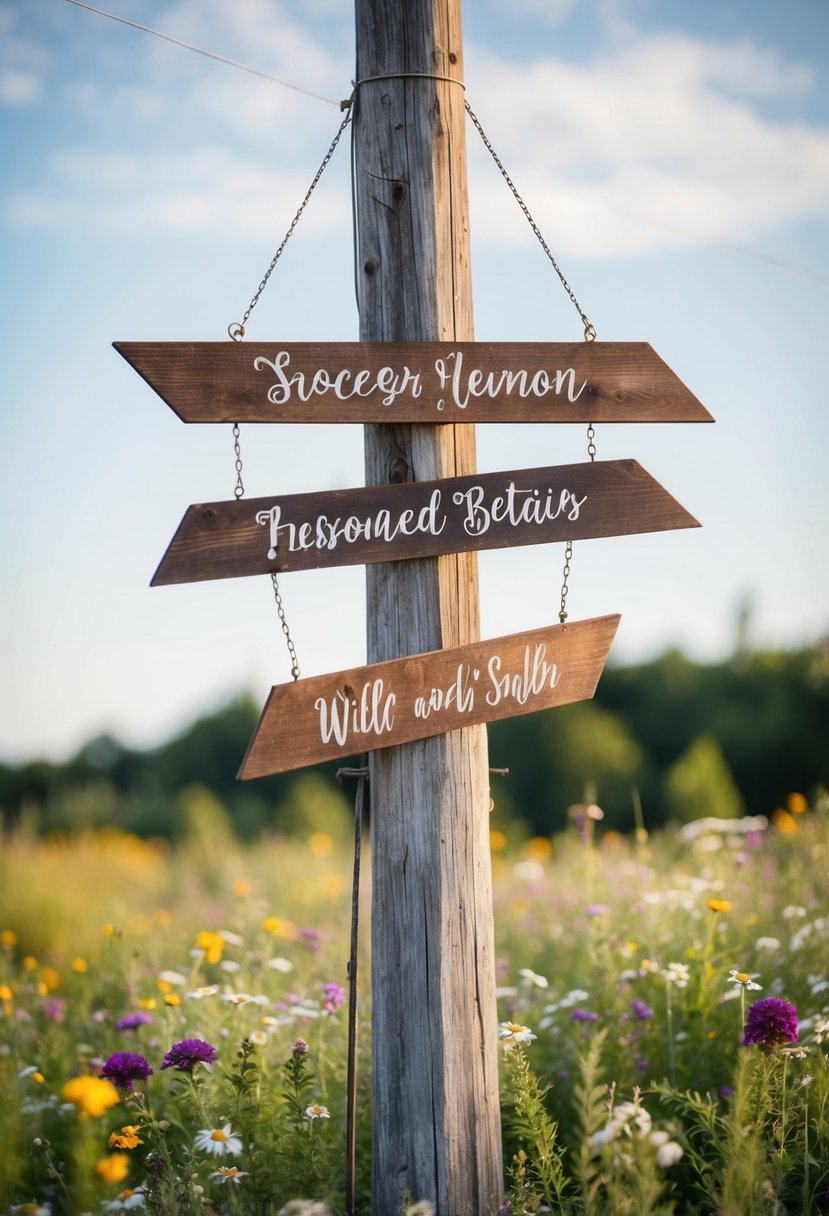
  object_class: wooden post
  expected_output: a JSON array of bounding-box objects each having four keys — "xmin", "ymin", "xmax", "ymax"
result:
[{"xmin": 353, "ymin": 1, "xmax": 503, "ymax": 1212}]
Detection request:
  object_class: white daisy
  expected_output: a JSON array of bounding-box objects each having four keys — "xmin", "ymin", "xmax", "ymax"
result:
[
  {"xmin": 498, "ymin": 1021, "xmax": 536, "ymax": 1045},
  {"xmin": 210, "ymin": 1166, "xmax": 249, "ymax": 1184},
  {"xmin": 727, "ymin": 969, "xmax": 762, "ymax": 991},
  {"xmin": 194, "ymin": 1123, "xmax": 243, "ymax": 1157}
]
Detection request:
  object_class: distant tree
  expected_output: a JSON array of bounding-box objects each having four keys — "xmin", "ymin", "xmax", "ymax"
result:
[{"xmin": 662, "ymin": 733, "xmax": 744, "ymax": 824}]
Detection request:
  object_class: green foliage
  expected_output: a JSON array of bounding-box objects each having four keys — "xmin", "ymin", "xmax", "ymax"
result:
[
  {"xmin": 662, "ymin": 734, "xmax": 744, "ymax": 824},
  {"xmin": 1, "ymin": 795, "xmax": 828, "ymax": 1212},
  {"xmin": 502, "ymin": 1044, "xmax": 574, "ymax": 1212},
  {"xmin": 1, "ymin": 643, "xmax": 827, "ymax": 840}
]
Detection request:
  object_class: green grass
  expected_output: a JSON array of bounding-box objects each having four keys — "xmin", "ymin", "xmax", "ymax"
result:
[{"xmin": 1, "ymin": 789, "xmax": 827, "ymax": 1214}]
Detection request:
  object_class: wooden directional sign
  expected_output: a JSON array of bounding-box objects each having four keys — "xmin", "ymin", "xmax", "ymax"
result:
[
  {"xmin": 114, "ymin": 341, "xmax": 714, "ymax": 424},
  {"xmin": 152, "ymin": 458, "xmax": 698, "ymax": 585},
  {"xmin": 240, "ymin": 614, "xmax": 620, "ymax": 778}
]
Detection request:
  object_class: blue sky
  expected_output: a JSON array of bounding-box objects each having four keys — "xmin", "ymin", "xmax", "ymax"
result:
[{"xmin": 1, "ymin": 0, "xmax": 827, "ymax": 763}]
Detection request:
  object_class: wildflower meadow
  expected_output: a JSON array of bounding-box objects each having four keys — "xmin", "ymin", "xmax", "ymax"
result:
[{"xmin": 1, "ymin": 789, "xmax": 828, "ymax": 1214}]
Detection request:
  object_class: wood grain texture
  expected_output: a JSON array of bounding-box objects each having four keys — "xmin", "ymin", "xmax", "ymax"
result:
[
  {"xmin": 113, "ymin": 340, "xmax": 714, "ymax": 423},
  {"xmin": 240, "ymin": 615, "xmax": 620, "ymax": 776},
  {"xmin": 354, "ymin": 2, "xmax": 501, "ymax": 1211},
  {"xmin": 151, "ymin": 458, "xmax": 700, "ymax": 585}
]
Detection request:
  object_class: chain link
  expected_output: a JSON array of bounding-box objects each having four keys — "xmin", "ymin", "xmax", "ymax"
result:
[
  {"xmin": 558, "ymin": 540, "xmax": 573, "ymax": 624},
  {"xmin": 587, "ymin": 421, "xmax": 597, "ymax": 462},
  {"xmin": 232, "ymin": 423, "xmax": 245, "ymax": 499},
  {"xmin": 271, "ymin": 572, "xmax": 301, "ymax": 681},
  {"xmin": 465, "ymin": 100, "xmax": 596, "ymax": 342},
  {"xmin": 228, "ymin": 103, "xmax": 354, "ymax": 340},
  {"xmin": 229, "ymin": 422, "xmax": 300, "ymax": 681}
]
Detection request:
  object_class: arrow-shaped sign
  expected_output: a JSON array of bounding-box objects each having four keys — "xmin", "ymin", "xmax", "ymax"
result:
[
  {"xmin": 115, "ymin": 341, "xmax": 714, "ymax": 424},
  {"xmin": 151, "ymin": 459, "xmax": 699, "ymax": 586},
  {"xmin": 240, "ymin": 614, "xmax": 621, "ymax": 778}
]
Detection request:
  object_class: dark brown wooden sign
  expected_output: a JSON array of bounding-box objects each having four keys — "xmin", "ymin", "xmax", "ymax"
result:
[
  {"xmin": 114, "ymin": 341, "xmax": 713, "ymax": 424},
  {"xmin": 240, "ymin": 614, "xmax": 620, "ymax": 778},
  {"xmin": 151, "ymin": 458, "xmax": 699, "ymax": 585}
]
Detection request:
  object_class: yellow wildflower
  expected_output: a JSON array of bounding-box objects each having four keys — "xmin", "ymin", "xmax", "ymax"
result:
[
  {"xmin": 72, "ymin": 957, "xmax": 88, "ymax": 973},
  {"xmin": 489, "ymin": 829, "xmax": 507, "ymax": 852},
  {"xmin": 309, "ymin": 831, "xmax": 334, "ymax": 857},
  {"xmin": 0, "ymin": 983, "xmax": 13, "ymax": 1002},
  {"xmin": 40, "ymin": 966, "xmax": 60, "ymax": 991},
  {"xmin": 100, "ymin": 923, "xmax": 119, "ymax": 937},
  {"xmin": 164, "ymin": 993, "xmax": 181, "ymax": 1007},
  {"xmin": 708, "ymin": 899, "xmax": 732, "ymax": 914},
  {"xmin": 788, "ymin": 792, "xmax": 808, "ymax": 814},
  {"xmin": 137, "ymin": 998, "xmax": 156, "ymax": 1011},
  {"xmin": 22, "ymin": 956, "xmax": 38, "ymax": 971},
  {"xmin": 109, "ymin": 1126, "xmax": 144, "ymax": 1150},
  {"xmin": 526, "ymin": 836, "xmax": 554, "ymax": 862},
  {"xmin": 195, "ymin": 930, "xmax": 224, "ymax": 965},
  {"xmin": 232, "ymin": 878, "xmax": 252, "ymax": 897},
  {"xmin": 1, "ymin": 929, "xmax": 16, "ymax": 949},
  {"xmin": 773, "ymin": 809, "xmax": 798, "ymax": 838},
  {"xmin": 94, "ymin": 1153, "xmax": 130, "ymax": 1184},
  {"xmin": 61, "ymin": 1075, "xmax": 120, "ymax": 1118}
]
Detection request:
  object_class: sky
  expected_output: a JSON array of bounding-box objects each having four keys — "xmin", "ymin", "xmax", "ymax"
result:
[{"xmin": 1, "ymin": 0, "xmax": 828, "ymax": 764}]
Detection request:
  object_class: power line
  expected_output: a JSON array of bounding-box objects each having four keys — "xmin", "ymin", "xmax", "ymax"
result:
[
  {"xmin": 613, "ymin": 208, "xmax": 829, "ymax": 289},
  {"xmin": 65, "ymin": 0, "xmax": 341, "ymax": 106},
  {"xmin": 66, "ymin": 1, "xmax": 828, "ymax": 291}
]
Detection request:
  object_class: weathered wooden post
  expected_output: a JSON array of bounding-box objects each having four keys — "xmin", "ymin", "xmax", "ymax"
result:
[{"xmin": 352, "ymin": 1, "xmax": 504, "ymax": 1211}]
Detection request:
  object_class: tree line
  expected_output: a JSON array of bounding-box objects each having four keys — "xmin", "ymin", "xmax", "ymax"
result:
[{"xmin": 1, "ymin": 641, "xmax": 826, "ymax": 839}]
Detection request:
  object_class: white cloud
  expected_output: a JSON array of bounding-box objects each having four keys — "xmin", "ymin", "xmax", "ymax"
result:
[
  {"xmin": 465, "ymin": 33, "xmax": 829, "ymax": 257},
  {"xmin": 0, "ymin": 2, "xmax": 51, "ymax": 107},
  {"xmin": 5, "ymin": 144, "xmax": 350, "ymax": 242},
  {"xmin": 487, "ymin": 0, "xmax": 578, "ymax": 26},
  {"xmin": 0, "ymin": 69, "xmax": 41, "ymax": 106}
]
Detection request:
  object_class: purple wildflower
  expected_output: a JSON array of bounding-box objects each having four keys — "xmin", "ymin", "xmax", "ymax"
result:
[
  {"xmin": 100, "ymin": 1051, "xmax": 153, "ymax": 1092},
  {"xmin": 743, "ymin": 997, "xmax": 798, "ymax": 1047},
  {"xmin": 160, "ymin": 1037, "xmax": 218, "ymax": 1071},
  {"xmin": 631, "ymin": 999, "xmax": 654, "ymax": 1020},
  {"xmin": 570, "ymin": 1008, "xmax": 599, "ymax": 1022},
  {"xmin": 293, "ymin": 1038, "xmax": 309, "ymax": 1056},
  {"xmin": 42, "ymin": 998, "xmax": 66, "ymax": 1023},
  {"xmin": 115, "ymin": 1011, "xmax": 153, "ymax": 1031},
  {"xmin": 323, "ymin": 982, "xmax": 346, "ymax": 1014}
]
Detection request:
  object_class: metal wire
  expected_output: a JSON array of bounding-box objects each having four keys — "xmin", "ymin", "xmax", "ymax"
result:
[
  {"xmin": 228, "ymin": 104, "xmax": 354, "ymax": 340},
  {"xmin": 66, "ymin": 0, "xmax": 340, "ymax": 105},
  {"xmin": 465, "ymin": 100, "xmax": 596, "ymax": 342}
]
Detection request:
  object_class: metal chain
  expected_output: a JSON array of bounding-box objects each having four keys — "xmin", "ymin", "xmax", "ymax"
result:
[
  {"xmin": 232, "ymin": 423, "xmax": 245, "ymax": 499},
  {"xmin": 558, "ymin": 540, "xmax": 573, "ymax": 624},
  {"xmin": 558, "ymin": 427, "xmax": 596, "ymax": 623},
  {"xmin": 228, "ymin": 103, "xmax": 354, "ymax": 340},
  {"xmin": 271, "ymin": 573, "xmax": 301, "ymax": 681},
  {"xmin": 465, "ymin": 100, "xmax": 596, "ymax": 342},
  {"xmin": 229, "ymin": 422, "xmax": 300, "ymax": 681}
]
